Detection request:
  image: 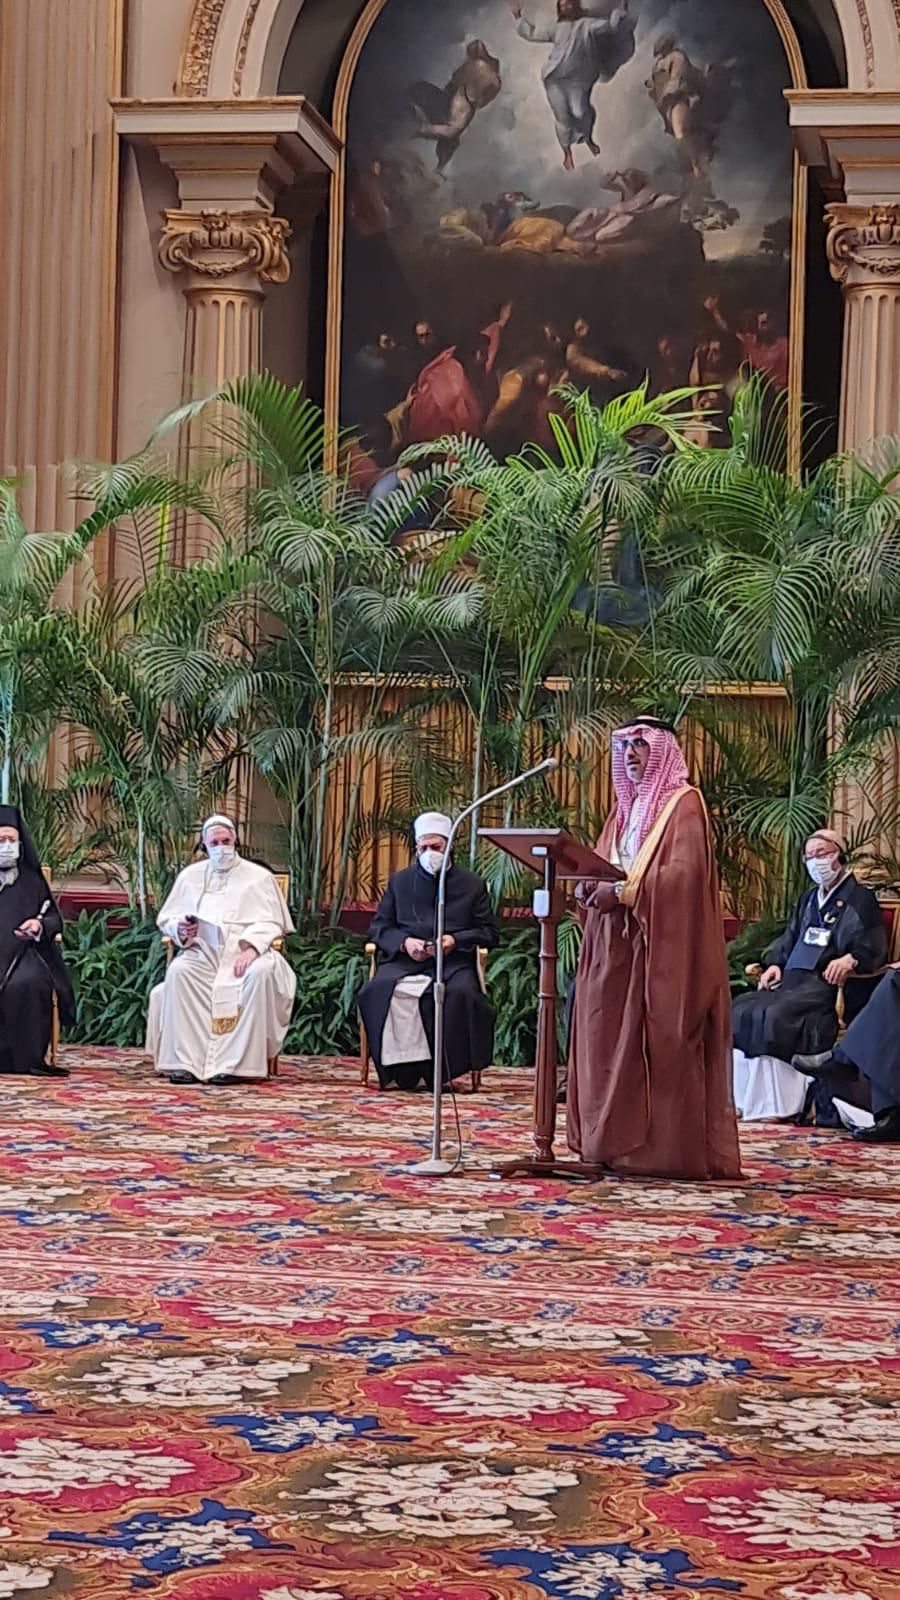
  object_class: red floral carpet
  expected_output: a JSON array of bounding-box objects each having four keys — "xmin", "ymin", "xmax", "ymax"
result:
[{"xmin": 1, "ymin": 1050, "xmax": 899, "ymax": 1599}]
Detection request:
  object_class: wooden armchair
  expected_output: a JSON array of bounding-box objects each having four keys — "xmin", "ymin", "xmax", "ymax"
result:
[
  {"xmin": 161, "ymin": 872, "xmax": 290, "ymax": 1080},
  {"xmin": 359, "ymin": 942, "xmax": 490, "ymax": 1091}
]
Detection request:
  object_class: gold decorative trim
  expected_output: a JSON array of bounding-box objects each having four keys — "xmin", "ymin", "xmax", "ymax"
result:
[
  {"xmin": 826, "ymin": 203, "xmax": 900, "ymax": 284},
  {"xmin": 324, "ymin": 0, "xmax": 809, "ymax": 476},
  {"xmin": 159, "ymin": 209, "xmax": 292, "ymax": 283},
  {"xmin": 179, "ymin": 0, "xmax": 227, "ymax": 97},
  {"xmin": 853, "ymin": 0, "xmax": 876, "ymax": 87},
  {"xmin": 234, "ymin": 0, "xmax": 262, "ymax": 96},
  {"xmin": 212, "ymin": 1011, "xmax": 242, "ymax": 1035},
  {"xmin": 618, "ymin": 788, "xmax": 695, "ymax": 908}
]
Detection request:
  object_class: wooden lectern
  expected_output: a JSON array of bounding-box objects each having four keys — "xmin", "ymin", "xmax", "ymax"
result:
[{"xmin": 479, "ymin": 828, "xmax": 624, "ymax": 1181}]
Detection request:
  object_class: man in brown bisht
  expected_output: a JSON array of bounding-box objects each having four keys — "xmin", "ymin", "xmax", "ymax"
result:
[{"xmin": 567, "ymin": 716, "xmax": 741, "ymax": 1179}]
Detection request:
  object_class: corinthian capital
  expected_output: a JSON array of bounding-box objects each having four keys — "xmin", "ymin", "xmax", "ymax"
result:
[
  {"xmin": 159, "ymin": 209, "xmax": 292, "ymax": 285},
  {"xmin": 825, "ymin": 204, "xmax": 900, "ymax": 287}
]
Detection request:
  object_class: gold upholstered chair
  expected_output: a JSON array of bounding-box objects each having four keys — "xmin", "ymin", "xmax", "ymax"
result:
[
  {"xmin": 160, "ymin": 871, "xmax": 290, "ymax": 1080},
  {"xmin": 359, "ymin": 942, "xmax": 490, "ymax": 1091}
]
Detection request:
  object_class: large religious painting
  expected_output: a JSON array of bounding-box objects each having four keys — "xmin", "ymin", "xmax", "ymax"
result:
[{"xmin": 334, "ymin": 0, "xmax": 799, "ymax": 467}]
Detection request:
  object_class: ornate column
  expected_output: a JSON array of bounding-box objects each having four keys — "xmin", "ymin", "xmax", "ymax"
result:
[
  {"xmin": 787, "ymin": 97, "xmax": 900, "ymax": 863},
  {"xmin": 159, "ymin": 207, "xmax": 292, "ymax": 397},
  {"xmin": 826, "ymin": 204, "xmax": 900, "ymax": 448}
]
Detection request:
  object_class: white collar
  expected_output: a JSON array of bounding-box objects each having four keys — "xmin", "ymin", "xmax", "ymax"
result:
[{"xmin": 817, "ymin": 869, "xmax": 851, "ymax": 908}]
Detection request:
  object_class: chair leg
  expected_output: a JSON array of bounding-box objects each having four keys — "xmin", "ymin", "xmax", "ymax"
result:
[
  {"xmin": 471, "ymin": 1071, "xmax": 482, "ymax": 1092},
  {"xmin": 359, "ymin": 1023, "xmax": 370, "ymax": 1087},
  {"xmin": 268, "ymin": 1055, "xmax": 279, "ymax": 1079},
  {"xmin": 50, "ymin": 995, "xmax": 60, "ymax": 1068}
]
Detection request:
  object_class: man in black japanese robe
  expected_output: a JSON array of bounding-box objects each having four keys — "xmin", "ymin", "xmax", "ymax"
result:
[
  {"xmin": 357, "ymin": 811, "xmax": 498, "ymax": 1091},
  {"xmin": 732, "ymin": 830, "xmax": 885, "ymax": 1120},
  {"xmin": 0, "ymin": 804, "xmax": 75, "ymax": 1077}
]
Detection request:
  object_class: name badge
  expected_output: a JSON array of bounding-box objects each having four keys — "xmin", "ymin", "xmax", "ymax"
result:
[{"xmin": 804, "ymin": 926, "xmax": 831, "ymax": 948}]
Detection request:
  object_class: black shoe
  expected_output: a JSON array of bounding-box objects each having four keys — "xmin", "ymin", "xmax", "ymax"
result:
[
  {"xmin": 853, "ymin": 1108, "xmax": 900, "ymax": 1143},
  {"xmin": 27, "ymin": 1063, "xmax": 70, "ymax": 1078},
  {"xmin": 792, "ymin": 1052, "xmax": 842, "ymax": 1078},
  {"xmin": 206, "ymin": 1074, "xmax": 246, "ymax": 1086},
  {"xmin": 166, "ymin": 1071, "xmax": 199, "ymax": 1085}
]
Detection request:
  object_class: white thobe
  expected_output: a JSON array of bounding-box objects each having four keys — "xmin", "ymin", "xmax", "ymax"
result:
[
  {"xmin": 146, "ymin": 859, "xmax": 296, "ymax": 1082},
  {"xmin": 381, "ymin": 975, "xmax": 431, "ymax": 1066}
]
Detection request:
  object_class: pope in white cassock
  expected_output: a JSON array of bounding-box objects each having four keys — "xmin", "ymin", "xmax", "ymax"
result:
[{"xmin": 147, "ymin": 815, "xmax": 296, "ymax": 1085}]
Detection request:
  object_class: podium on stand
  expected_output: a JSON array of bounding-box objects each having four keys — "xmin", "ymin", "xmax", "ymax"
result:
[{"xmin": 478, "ymin": 828, "xmax": 624, "ymax": 1181}]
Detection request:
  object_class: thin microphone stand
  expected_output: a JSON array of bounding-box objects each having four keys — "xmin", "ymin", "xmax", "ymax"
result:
[{"xmin": 410, "ymin": 758, "xmax": 560, "ymax": 1176}]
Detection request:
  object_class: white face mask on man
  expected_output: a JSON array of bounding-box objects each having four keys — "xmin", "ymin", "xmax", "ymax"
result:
[
  {"xmin": 207, "ymin": 843, "xmax": 237, "ymax": 872},
  {"xmin": 418, "ymin": 847, "xmax": 447, "ymax": 877},
  {"xmin": 806, "ymin": 854, "xmax": 841, "ymax": 889},
  {"xmin": 0, "ymin": 841, "xmax": 20, "ymax": 869}
]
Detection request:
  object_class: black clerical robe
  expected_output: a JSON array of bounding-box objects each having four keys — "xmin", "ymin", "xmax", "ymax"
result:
[
  {"xmin": 358, "ymin": 861, "xmax": 499, "ymax": 1088},
  {"xmin": 0, "ymin": 854, "xmax": 75, "ymax": 1076},
  {"xmin": 733, "ymin": 874, "xmax": 886, "ymax": 1063}
]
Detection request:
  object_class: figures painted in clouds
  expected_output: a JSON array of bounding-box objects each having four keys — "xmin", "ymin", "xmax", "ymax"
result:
[
  {"xmin": 647, "ymin": 33, "xmax": 735, "ymax": 181},
  {"xmin": 339, "ymin": 0, "xmax": 797, "ymax": 464},
  {"xmin": 147, "ymin": 815, "xmax": 296, "ymax": 1087},
  {"xmin": 511, "ymin": 0, "xmax": 636, "ymax": 170},
  {"xmin": 411, "ymin": 40, "xmax": 503, "ymax": 176}
]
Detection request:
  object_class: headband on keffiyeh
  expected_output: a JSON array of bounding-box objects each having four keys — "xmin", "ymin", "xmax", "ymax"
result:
[{"xmin": 611, "ymin": 721, "xmax": 691, "ymax": 852}]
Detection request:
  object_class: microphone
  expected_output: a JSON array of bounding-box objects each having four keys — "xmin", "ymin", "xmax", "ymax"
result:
[{"xmin": 410, "ymin": 756, "xmax": 562, "ymax": 1176}]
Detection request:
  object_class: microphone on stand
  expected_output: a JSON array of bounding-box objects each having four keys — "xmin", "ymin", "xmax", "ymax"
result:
[{"xmin": 410, "ymin": 756, "xmax": 561, "ymax": 1177}]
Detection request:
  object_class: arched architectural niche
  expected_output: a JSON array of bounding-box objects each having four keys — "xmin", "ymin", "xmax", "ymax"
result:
[
  {"xmin": 321, "ymin": 0, "xmax": 832, "ymax": 468},
  {"xmin": 177, "ymin": 0, "xmax": 900, "ymax": 99}
]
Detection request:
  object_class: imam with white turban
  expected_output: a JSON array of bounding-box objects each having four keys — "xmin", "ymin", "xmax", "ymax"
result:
[
  {"xmin": 357, "ymin": 810, "xmax": 498, "ymax": 1090},
  {"xmin": 146, "ymin": 816, "xmax": 296, "ymax": 1084}
]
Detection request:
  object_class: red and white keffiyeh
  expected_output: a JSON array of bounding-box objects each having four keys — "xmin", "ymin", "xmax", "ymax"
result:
[{"xmin": 611, "ymin": 722, "xmax": 691, "ymax": 854}]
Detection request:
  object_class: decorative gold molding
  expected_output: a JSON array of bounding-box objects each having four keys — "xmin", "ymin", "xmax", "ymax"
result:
[
  {"xmin": 159, "ymin": 208, "xmax": 292, "ymax": 283},
  {"xmin": 234, "ymin": 0, "xmax": 263, "ymax": 96},
  {"xmin": 179, "ymin": 0, "xmax": 227, "ymax": 97},
  {"xmin": 826, "ymin": 203, "xmax": 900, "ymax": 283},
  {"xmin": 852, "ymin": 0, "xmax": 876, "ymax": 87}
]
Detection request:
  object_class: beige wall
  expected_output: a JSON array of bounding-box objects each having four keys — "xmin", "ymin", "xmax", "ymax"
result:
[
  {"xmin": 115, "ymin": 146, "xmax": 186, "ymax": 468},
  {"xmin": 0, "ymin": 0, "xmax": 123, "ymax": 585},
  {"xmin": 124, "ymin": 0, "xmax": 193, "ymax": 97}
]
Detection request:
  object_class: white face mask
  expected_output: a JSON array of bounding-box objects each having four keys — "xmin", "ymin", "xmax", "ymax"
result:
[
  {"xmin": 418, "ymin": 847, "xmax": 446, "ymax": 877},
  {"xmin": 207, "ymin": 843, "xmax": 237, "ymax": 872},
  {"xmin": 806, "ymin": 855, "xmax": 840, "ymax": 889},
  {"xmin": 0, "ymin": 841, "xmax": 19, "ymax": 869}
]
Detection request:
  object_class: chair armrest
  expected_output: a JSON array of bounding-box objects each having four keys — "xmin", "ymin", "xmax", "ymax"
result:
[
  {"xmin": 844, "ymin": 965, "xmax": 891, "ymax": 982},
  {"xmin": 272, "ymin": 937, "xmax": 284, "ymax": 954},
  {"xmin": 745, "ymin": 963, "xmax": 762, "ymax": 979},
  {"xmin": 366, "ymin": 941, "xmax": 376, "ymax": 979}
]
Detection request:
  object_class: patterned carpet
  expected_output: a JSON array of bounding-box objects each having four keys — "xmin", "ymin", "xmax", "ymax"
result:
[{"xmin": 1, "ymin": 1050, "xmax": 899, "ymax": 1600}]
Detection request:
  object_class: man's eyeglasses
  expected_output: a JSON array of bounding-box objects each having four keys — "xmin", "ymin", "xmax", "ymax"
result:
[{"xmin": 613, "ymin": 736, "xmax": 650, "ymax": 753}]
